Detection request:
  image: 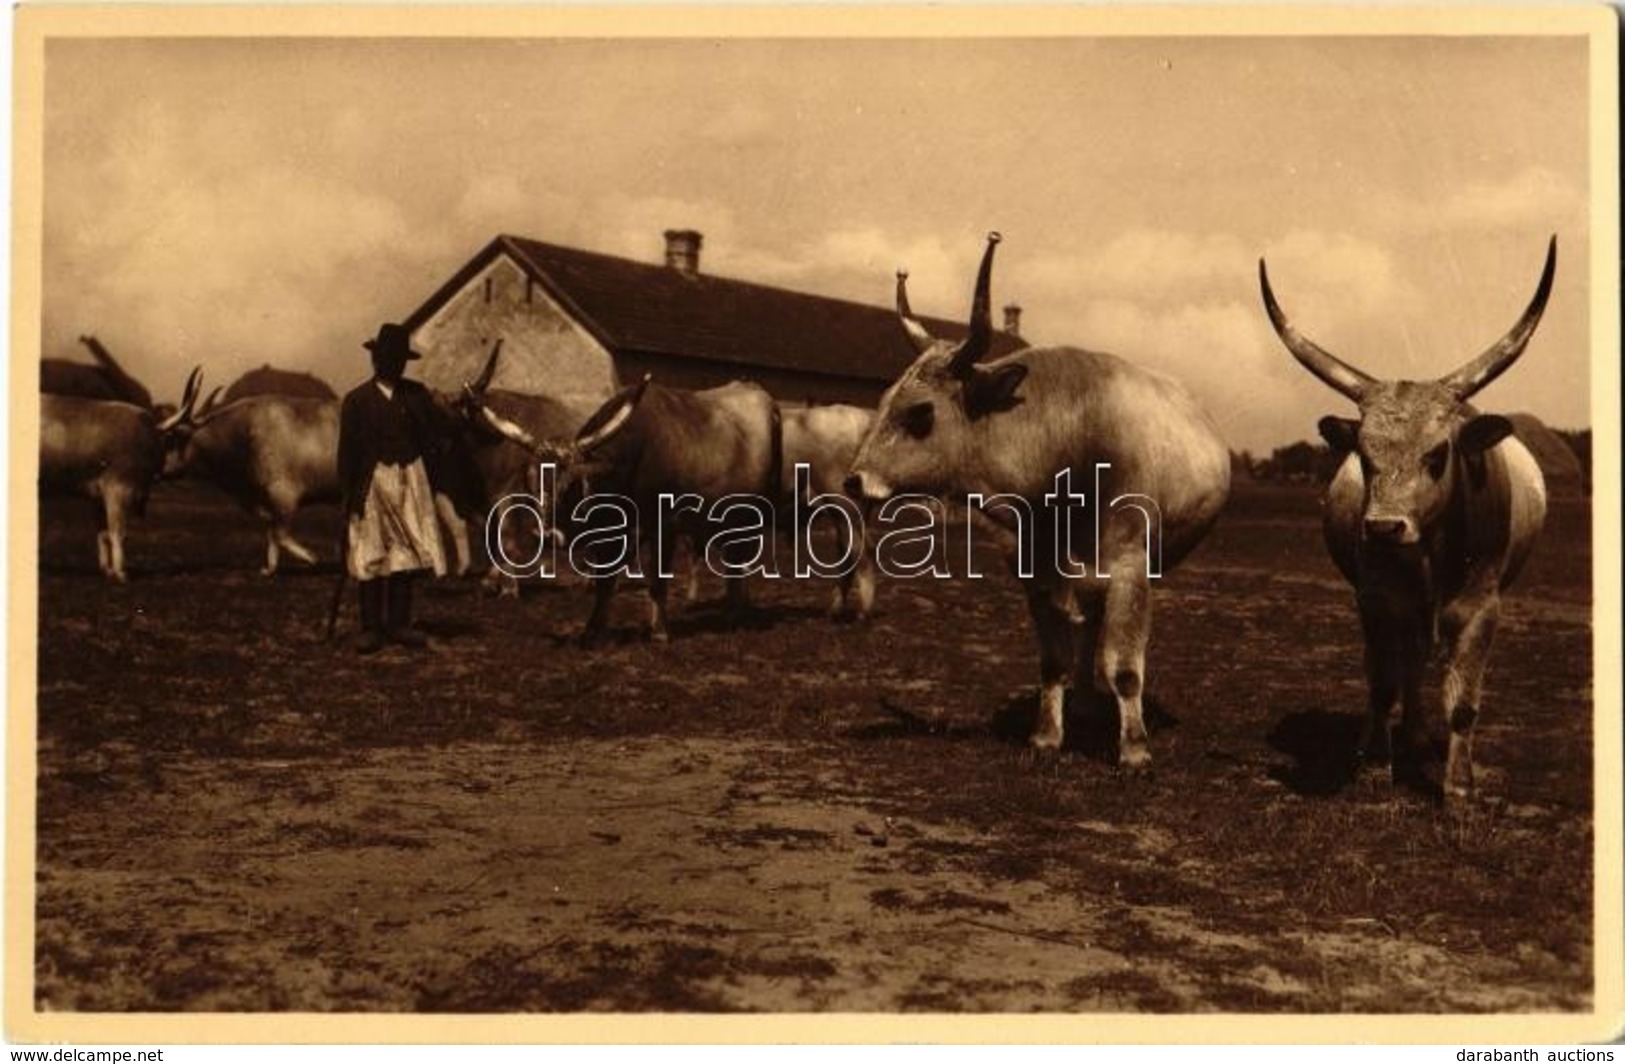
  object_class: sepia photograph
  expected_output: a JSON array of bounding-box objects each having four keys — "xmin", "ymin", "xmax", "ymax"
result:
[{"xmin": 5, "ymin": 4, "xmax": 1621, "ymax": 1045}]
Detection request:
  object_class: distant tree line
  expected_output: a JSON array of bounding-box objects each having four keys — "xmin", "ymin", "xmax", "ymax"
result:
[{"xmin": 1230, "ymin": 441, "xmax": 1342, "ymax": 485}]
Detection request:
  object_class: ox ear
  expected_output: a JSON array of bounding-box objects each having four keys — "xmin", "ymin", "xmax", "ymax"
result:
[
  {"xmin": 963, "ymin": 363, "xmax": 1028, "ymax": 420},
  {"xmin": 1458, "ymin": 414, "xmax": 1513, "ymax": 456},
  {"xmin": 1317, "ymin": 416, "xmax": 1361, "ymax": 453}
]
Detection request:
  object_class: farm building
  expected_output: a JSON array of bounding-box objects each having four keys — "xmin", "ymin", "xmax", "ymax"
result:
[{"xmin": 400, "ymin": 230, "xmax": 1026, "ymax": 407}]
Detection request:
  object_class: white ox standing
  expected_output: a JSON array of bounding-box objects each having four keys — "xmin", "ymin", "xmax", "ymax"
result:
[
  {"xmin": 1259, "ymin": 237, "xmax": 1556, "ymax": 802},
  {"xmin": 846, "ymin": 233, "xmax": 1231, "ymax": 767},
  {"xmin": 165, "ymin": 394, "xmax": 343, "ymax": 575},
  {"xmin": 40, "ymin": 368, "xmax": 202, "ymax": 582}
]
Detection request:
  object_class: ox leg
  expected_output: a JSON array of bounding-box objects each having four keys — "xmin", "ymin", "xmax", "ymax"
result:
[
  {"xmin": 646, "ymin": 534, "xmax": 678, "ymax": 643},
  {"xmin": 274, "ymin": 526, "xmax": 318, "ymax": 567},
  {"xmin": 830, "ymin": 523, "xmax": 876, "ymax": 621},
  {"xmin": 582, "ymin": 574, "xmax": 618, "ymax": 649},
  {"xmin": 95, "ymin": 508, "xmax": 112, "ymax": 577},
  {"xmin": 263, "ymin": 527, "xmax": 281, "ymax": 576},
  {"xmin": 683, "ymin": 537, "xmax": 702, "ymax": 605},
  {"xmin": 264, "ymin": 508, "xmax": 318, "ymax": 576},
  {"xmin": 1354, "ymin": 597, "xmax": 1407, "ymax": 769},
  {"xmin": 1439, "ymin": 594, "xmax": 1501, "ymax": 802},
  {"xmin": 1099, "ymin": 565, "xmax": 1153, "ymax": 769},
  {"xmin": 1022, "ymin": 579, "xmax": 1078, "ymax": 751},
  {"xmin": 647, "ymin": 576, "xmax": 673, "ymax": 643},
  {"xmin": 98, "ymin": 486, "xmax": 131, "ymax": 583},
  {"xmin": 434, "ymin": 493, "xmax": 473, "ymax": 577}
]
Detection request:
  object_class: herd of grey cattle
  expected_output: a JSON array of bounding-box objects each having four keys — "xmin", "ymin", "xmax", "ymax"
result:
[{"xmin": 39, "ymin": 233, "xmax": 1561, "ymax": 803}]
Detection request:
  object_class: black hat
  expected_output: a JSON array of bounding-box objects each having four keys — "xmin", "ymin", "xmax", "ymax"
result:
[{"xmin": 363, "ymin": 322, "xmax": 422, "ymax": 361}]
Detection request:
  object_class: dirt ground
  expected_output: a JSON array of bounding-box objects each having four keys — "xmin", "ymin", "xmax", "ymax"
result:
[{"xmin": 31, "ymin": 479, "xmax": 1595, "ymax": 1013}]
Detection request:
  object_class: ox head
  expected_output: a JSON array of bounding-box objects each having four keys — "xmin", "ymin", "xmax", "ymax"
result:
[
  {"xmin": 462, "ymin": 373, "xmax": 651, "ymax": 511},
  {"xmin": 549, "ymin": 374, "xmax": 652, "ymax": 491},
  {"xmin": 157, "ymin": 367, "xmax": 205, "ymax": 477},
  {"xmin": 846, "ymin": 232, "xmax": 1028, "ymax": 501},
  {"xmin": 1261, "ymin": 236, "xmax": 1556, "ymax": 548}
]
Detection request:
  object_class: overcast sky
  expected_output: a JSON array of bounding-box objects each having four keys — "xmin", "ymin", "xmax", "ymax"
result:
[{"xmin": 40, "ymin": 32, "xmax": 1591, "ymax": 451}]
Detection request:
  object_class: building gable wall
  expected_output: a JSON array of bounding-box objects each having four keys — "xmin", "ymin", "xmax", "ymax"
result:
[{"xmin": 409, "ymin": 252, "xmax": 618, "ymax": 402}]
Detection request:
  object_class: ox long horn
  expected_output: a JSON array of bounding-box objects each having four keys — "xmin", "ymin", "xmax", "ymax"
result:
[
  {"xmin": 947, "ymin": 231, "xmax": 1001, "ymax": 376},
  {"xmin": 575, "ymin": 373, "xmax": 652, "ymax": 454},
  {"xmin": 1258, "ymin": 258, "xmax": 1374, "ymax": 402},
  {"xmin": 1439, "ymin": 235, "xmax": 1558, "ymax": 400},
  {"xmin": 157, "ymin": 366, "xmax": 203, "ymax": 432},
  {"xmin": 472, "ymin": 338, "xmax": 504, "ymax": 395},
  {"xmin": 463, "ymin": 385, "xmax": 542, "ymax": 454},
  {"xmin": 895, "ymin": 269, "xmax": 935, "ymax": 355}
]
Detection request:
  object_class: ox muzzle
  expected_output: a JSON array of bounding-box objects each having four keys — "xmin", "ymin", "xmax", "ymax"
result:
[
  {"xmin": 1362, "ymin": 513, "xmax": 1420, "ymax": 547},
  {"xmin": 844, "ymin": 469, "xmax": 892, "ymax": 504}
]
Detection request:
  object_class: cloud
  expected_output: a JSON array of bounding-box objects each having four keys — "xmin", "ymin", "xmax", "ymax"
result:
[
  {"xmin": 44, "ymin": 126, "xmax": 433, "ymax": 399},
  {"xmin": 1064, "ymin": 297, "xmax": 1313, "ymax": 454},
  {"xmin": 1372, "ymin": 165, "xmax": 1585, "ymax": 234},
  {"xmin": 454, "ymin": 174, "xmax": 531, "ymax": 226}
]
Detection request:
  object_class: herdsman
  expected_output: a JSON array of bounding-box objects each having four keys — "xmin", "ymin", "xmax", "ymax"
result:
[{"xmin": 338, "ymin": 323, "xmax": 448, "ymax": 654}]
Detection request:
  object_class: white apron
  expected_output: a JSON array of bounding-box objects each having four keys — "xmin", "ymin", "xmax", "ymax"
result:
[{"xmin": 347, "ymin": 459, "xmax": 448, "ymax": 580}]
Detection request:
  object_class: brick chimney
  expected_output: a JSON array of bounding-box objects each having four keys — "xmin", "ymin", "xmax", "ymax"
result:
[
  {"xmin": 1002, "ymin": 304, "xmax": 1023, "ymax": 338},
  {"xmin": 663, "ymin": 229, "xmax": 703, "ymax": 276}
]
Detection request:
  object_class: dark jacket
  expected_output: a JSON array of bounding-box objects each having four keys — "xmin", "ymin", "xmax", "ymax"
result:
[{"xmin": 338, "ymin": 378, "xmax": 447, "ymax": 517}]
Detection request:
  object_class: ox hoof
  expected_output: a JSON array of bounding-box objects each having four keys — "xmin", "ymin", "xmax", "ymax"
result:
[
  {"xmin": 1443, "ymin": 765, "xmax": 1476, "ymax": 805},
  {"xmin": 1029, "ymin": 731, "xmax": 1063, "ymax": 753},
  {"xmin": 649, "ymin": 629, "xmax": 670, "ymax": 645},
  {"xmin": 1117, "ymin": 745, "xmax": 1153, "ymax": 772}
]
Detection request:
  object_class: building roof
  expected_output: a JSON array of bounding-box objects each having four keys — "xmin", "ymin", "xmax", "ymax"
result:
[{"xmin": 402, "ymin": 234, "xmax": 1025, "ymax": 384}]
